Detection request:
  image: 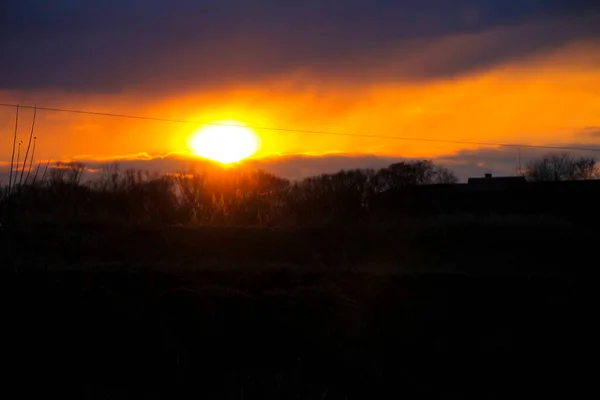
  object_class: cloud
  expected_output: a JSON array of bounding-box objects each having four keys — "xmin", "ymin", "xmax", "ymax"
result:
[
  {"xmin": 579, "ymin": 127, "xmax": 600, "ymax": 138},
  {"xmin": 437, "ymin": 143, "xmax": 600, "ymax": 180},
  {"xmin": 1, "ymin": 1, "xmax": 599, "ymax": 92},
  {"xmin": 3, "ymin": 142, "xmax": 600, "ymax": 186},
  {"xmin": 63, "ymin": 153, "xmax": 405, "ymax": 181},
  {"xmin": 246, "ymin": 154, "xmax": 401, "ymax": 180},
  {"xmin": 0, "ymin": 153, "xmax": 419, "ymax": 186}
]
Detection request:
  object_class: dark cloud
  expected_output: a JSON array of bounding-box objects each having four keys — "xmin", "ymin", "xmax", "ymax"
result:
[
  {"xmin": 1, "ymin": 1, "xmax": 599, "ymax": 92},
  {"xmin": 437, "ymin": 144, "xmax": 600, "ymax": 181},
  {"xmin": 0, "ymin": 141, "xmax": 598, "ymax": 188},
  {"xmin": 4, "ymin": 143, "xmax": 600, "ymax": 185},
  {"xmin": 246, "ymin": 154, "xmax": 401, "ymax": 180}
]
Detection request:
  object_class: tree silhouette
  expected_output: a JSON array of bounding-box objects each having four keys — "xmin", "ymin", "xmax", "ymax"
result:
[
  {"xmin": 1, "ymin": 159, "xmax": 461, "ymax": 227},
  {"xmin": 525, "ymin": 153, "xmax": 599, "ymax": 181},
  {"xmin": 374, "ymin": 160, "xmax": 457, "ymax": 191}
]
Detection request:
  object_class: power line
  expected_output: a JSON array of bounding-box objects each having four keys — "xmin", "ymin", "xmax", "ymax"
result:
[{"xmin": 2, "ymin": 102, "xmax": 600, "ymax": 153}]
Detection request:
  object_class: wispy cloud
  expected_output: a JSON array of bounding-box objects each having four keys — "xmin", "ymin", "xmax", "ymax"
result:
[{"xmin": 579, "ymin": 127, "xmax": 600, "ymax": 138}]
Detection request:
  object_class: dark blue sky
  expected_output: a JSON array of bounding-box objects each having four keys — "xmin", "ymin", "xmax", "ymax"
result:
[{"xmin": 2, "ymin": 0, "xmax": 599, "ymax": 92}]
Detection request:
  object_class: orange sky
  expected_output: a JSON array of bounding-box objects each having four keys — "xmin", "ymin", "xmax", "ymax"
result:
[{"xmin": 1, "ymin": 40, "xmax": 600, "ymax": 170}]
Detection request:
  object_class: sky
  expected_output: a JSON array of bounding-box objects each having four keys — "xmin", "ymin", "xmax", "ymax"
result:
[{"xmin": 1, "ymin": 0, "xmax": 600, "ymax": 182}]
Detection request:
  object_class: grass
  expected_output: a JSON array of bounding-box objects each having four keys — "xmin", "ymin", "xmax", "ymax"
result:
[
  {"xmin": 2, "ymin": 264, "xmax": 588, "ymax": 399},
  {"xmin": 0, "ymin": 217, "xmax": 594, "ymax": 397},
  {"xmin": 0, "ymin": 157, "xmax": 595, "ymax": 397},
  {"xmin": 2, "ymin": 216, "xmax": 594, "ymax": 275}
]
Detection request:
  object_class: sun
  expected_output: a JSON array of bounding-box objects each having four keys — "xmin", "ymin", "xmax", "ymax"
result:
[{"xmin": 189, "ymin": 122, "xmax": 259, "ymax": 164}]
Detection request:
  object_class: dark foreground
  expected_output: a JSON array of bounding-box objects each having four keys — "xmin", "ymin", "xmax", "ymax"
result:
[
  {"xmin": 1, "ymin": 223, "xmax": 595, "ymax": 398},
  {"xmin": 2, "ymin": 267, "xmax": 591, "ymax": 399}
]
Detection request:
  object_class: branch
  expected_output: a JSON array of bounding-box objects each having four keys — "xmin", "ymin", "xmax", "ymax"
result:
[{"xmin": 19, "ymin": 105, "xmax": 37, "ymax": 186}]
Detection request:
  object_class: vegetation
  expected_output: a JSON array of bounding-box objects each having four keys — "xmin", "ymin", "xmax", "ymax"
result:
[
  {"xmin": 524, "ymin": 152, "xmax": 600, "ymax": 181},
  {"xmin": 3, "ymin": 266, "xmax": 584, "ymax": 398},
  {"xmin": 1, "ymin": 159, "xmax": 461, "ymax": 227},
  {"xmin": 4, "ymin": 152, "xmax": 600, "ymax": 228},
  {"xmin": 1, "ymin": 143, "xmax": 596, "ymax": 398}
]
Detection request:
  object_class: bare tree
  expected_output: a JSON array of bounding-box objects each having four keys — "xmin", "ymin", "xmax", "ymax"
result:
[
  {"xmin": 8, "ymin": 106, "xmax": 19, "ymax": 194},
  {"xmin": 374, "ymin": 160, "xmax": 458, "ymax": 190},
  {"xmin": 19, "ymin": 106, "xmax": 37, "ymax": 186},
  {"xmin": 525, "ymin": 153, "xmax": 599, "ymax": 181},
  {"xmin": 433, "ymin": 165, "xmax": 459, "ymax": 184}
]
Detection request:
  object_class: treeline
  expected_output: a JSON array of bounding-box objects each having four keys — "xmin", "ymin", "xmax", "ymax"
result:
[
  {"xmin": 1, "ymin": 160, "xmax": 456, "ymax": 226},
  {"xmin": 1, "ymin": 153, "xmax": 599, "ymax": 227},
  {"xmin": 526, "ymin": 153, "xmax": 600, "ymax": 181}
]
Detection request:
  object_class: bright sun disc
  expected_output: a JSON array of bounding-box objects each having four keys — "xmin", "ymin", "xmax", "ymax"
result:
[{"xmin": 189, "ymin": 122, "xmax": 259, "ymax": 164}]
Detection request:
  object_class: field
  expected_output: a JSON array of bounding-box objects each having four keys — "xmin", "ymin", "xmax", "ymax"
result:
[
  {"xmin": 3, "ymin": 1, "xmax": 600, "ymax": 397},
  {"xmin": 1, "ymin": 219, "xmax": 593, "ymax": 398}
]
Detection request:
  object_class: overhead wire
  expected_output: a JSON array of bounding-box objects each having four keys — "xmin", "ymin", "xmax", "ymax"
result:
[{"xmin": 1, "ymin": 102, "xmax": 600, "ymax": 153}]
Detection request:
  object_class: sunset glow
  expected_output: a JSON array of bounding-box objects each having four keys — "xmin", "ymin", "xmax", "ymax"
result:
[
  {"xmin": 188, "ymin": 123, "xmax": 259, "ymax": 164},
  {"xmin": 1, "ymin": 1, "xmax": 599, "ymax": 181}
]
